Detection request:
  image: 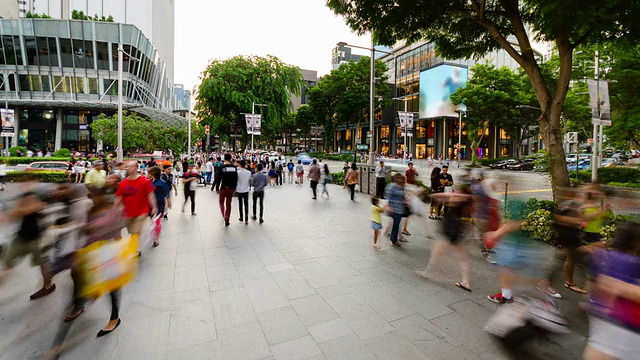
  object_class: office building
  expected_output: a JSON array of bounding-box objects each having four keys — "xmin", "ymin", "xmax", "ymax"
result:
[
  {"xmin": 173, "ymin": 84, "xmax": 189, "ymax": 111},
  {"xmin": 0, "ymin": 18, "xmax": 183, "ymax": 153},
  {"xmin": 1, "ymin": 0, "xmax": 20, "ymax": 19},
  {"xmin": 291, "ymin": 69, "xmax": 317, "ymax": 111}
]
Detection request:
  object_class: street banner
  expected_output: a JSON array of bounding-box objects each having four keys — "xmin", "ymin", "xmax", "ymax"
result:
[
  {"xmin": 587, "ymin": 79, "xmax": 599, "ymax": 121},
  {"xmin": 598, "ymin": 81, "xmax": 611, "ymax": 125},
  {"xmin": 245, "ymin": 114, "xmax": 253, "ymax": 134},
  {"xmin": 587, "ymin": 79, "xmax": 612, "ymax": 126},
  {"xmin": 252, "ymin": 114, "xmax": 261, "ymax": 135},
  {"xmin": 1, "ymin": 108, "xmax": 15, "ymax": 137},
  {"xmin": 399, "ymin": 112, "xmax": 407, "ymax": 137},
  {"xmin": 406, "ymin": 113, "xmax": 414, "ymax": 137}
]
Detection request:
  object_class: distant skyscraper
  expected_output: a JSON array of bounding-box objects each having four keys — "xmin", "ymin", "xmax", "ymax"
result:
[{"xmin": 174, "ymin": 84, "xmax": 190, "ymax": 111}]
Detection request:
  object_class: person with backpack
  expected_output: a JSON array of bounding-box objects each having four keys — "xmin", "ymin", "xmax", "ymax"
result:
[
  {"xmin": 287, "ymin": 160, "xmax": 295, "ymax": 184},
  {"xmin": 211, "ymin": 156, "xmax": 223, "ymax": 193},
  {"xmin": 295, "ymin": 160, "xmax": 304, "ymax": 185}
]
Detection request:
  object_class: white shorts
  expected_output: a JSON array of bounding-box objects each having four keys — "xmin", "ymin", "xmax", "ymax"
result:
[{"xmin": 588, "ymin": 317, "xmax": 640, "ymax": 360}]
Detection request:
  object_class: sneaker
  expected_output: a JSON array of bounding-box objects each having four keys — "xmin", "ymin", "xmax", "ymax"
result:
[
  {"xmin": 488, "ymin": 292, "xmax": 514, "ymax": 304},
  {"xmin": 259, "ymin": 218, "xmax": 264, "ymax": 224},
  {"xmin": 192, "ymin": 213, "xmax": 197, "ymax": 216},
  {"xmin": 372, "ymin": 244, "xmax": 382, "ymax": 251},
  {"xmin": 163, "ymin": 215, "xmax": 168, "ymax": 220},
  {"xmin": 251, "ymin": 216, "xmax": 257, "ymax": 221},
  {"xmin": 537, "ymin": 286, "xmax": 563, "ymax": 299},
  {"xmin": 483, "ymin": 253, "xmax": 497, "ymax": 264}
]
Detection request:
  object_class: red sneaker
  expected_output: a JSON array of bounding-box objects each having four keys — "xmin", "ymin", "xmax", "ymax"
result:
[{"xmin": 488, "ymin": 292, "xmax": 514, "ymax": 304}]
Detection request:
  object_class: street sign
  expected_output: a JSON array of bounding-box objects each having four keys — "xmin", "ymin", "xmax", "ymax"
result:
[
  {"xmin": 205, "ymin": 125, "xmax": 210, "ymax": 135},
  {"xmin": 591, "ymin": 118, "xmax": 611, "ymax": 126},
  {"xmin": 340, "ymin": 150, "xmax": 354, "ymax": 155},
  {"xmin": 356, "ymin": 144, "xmax": 368, "ymax": 150}
]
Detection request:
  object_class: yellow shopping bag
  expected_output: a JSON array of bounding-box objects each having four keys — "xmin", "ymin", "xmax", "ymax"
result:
[{"xmin": 75, "ymin": 234, "xmax": 139, "ymax": 299}]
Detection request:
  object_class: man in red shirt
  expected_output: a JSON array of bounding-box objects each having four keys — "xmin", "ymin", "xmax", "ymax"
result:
[
  {"xmin": 114, "ymin": 161, "xmax": 157, "ymax": 237},
  {"xmin": 405, "ymin": 162, "xmax": 419, "ymax": 185}
]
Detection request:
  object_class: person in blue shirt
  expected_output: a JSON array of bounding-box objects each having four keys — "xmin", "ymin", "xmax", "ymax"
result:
[{"xmin": 149, "ymin": 166, "xmax": 171, "ymax": 247}]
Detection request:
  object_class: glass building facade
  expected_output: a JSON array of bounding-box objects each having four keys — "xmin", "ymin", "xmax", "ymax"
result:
[{"xmin": 0, "ymin": 18, "xmax": 178, "ymax": 153}]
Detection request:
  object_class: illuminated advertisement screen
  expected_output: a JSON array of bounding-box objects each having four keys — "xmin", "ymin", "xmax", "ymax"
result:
[{"xmin": 419, "ymin": 64, "xmax": 468, "ymax": 119}]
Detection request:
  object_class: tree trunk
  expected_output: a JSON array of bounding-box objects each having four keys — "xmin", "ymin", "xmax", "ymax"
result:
[{"xmin": 625, "ymin": 130, "xmax": 640, "ymax": 149}]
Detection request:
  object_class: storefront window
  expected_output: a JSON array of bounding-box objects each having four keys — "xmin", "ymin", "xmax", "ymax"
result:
[{"xmin": 380, "ymin": 125, "xmax": 390, "ymax": 139}]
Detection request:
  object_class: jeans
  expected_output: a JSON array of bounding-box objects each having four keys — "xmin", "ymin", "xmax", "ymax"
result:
[
  {"xmin": 348, "ymin": 183, "xmax": 356, "ymax": 200},
  {"xmin": 212, "ymin": 172, "xmax": 222, "ymax": 191},
  {"xmin": 276, "ymin": 170, "xmax": 283, "ymax": 185},
  {"xmin": 219, "ymin": 188, "xmax": 234, "ymax": 221},
  {"xmin": 183, "ymin": 190, "xmax": 196, "ymax": 213},
  {"xmin": 253, "ymin": 190, "xmax": 264, "ymax": 219},
  {"xmin": 310, "ymin": 180, "xmax": 318, "ymax": 198},
  {"xmin": 376, "ymin": 177, "xmax": 386, "ymax": 198},
  {"xmin": 237, "ymin": 192, "xmax": 249, "ymax": 220},
  {"xmin": 205, "ymin": 171, "xmax": 212, "ymax": 184},
  {"xmin": 322, "ymin": 180, "xmax": 330, "ymax": 197},
  {"xmin": 390, "ymin": 213, "xmax": 403, "ymax": 244}
]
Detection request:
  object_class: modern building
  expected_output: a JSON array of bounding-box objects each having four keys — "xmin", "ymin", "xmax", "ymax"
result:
[
  {"xmin": 332, "ymin": 39, "xmax": 543, "ymax": 159},
  {"xmin": 0, "ymin": 18, "xmax": 183, "ymax": 153},
  {"xmin": 173, "ymin": 83, "xmax": 189, "ymax": 111},
  {"xmin": 17, "ymin": 0, "xmax": 175, "ymax": 84},
  {"xmin": 291, "ymin": 69, "xmax": 317, "ymax": 111},
  {"xmin": 332, "ymin": 44, "xmax": 362, "ymax": 70},
  {"xmin": 1, "ymin": 0, "xmax": 19, "ymax": 19}
]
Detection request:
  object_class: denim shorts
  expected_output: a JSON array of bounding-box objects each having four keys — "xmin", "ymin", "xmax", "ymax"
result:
[
  {"xmin": 371, "ymin": 221, "xmax": 382, "ymax": 231},
  {"xmin": 494, "ymin": 239, "xmax": 552, "ymax": 278}
]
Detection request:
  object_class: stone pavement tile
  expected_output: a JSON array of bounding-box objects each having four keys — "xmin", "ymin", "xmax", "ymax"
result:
[
  {"xmin": 237, "ymin": 263, "xmax": 271, "ymax": 281},
  {"xmin": 172, "ymin": 287, "xmax": 210, "ymax": 305},
  {"xmin": 230, "ymin": 248, "xmax": 261, "ymax": 266},
  {"xmin": 434, "ymin": 347, "xmax": 482, "ymax": 360},
  {"xmin": 307, "ymin": 318, "xmax": 353, "ymax": 344},
  {"xmin": 478, "ymin": 347, "xmax": 511, "ymax": 360},
  {"xmin": 208, "ymin": 277, "xmax": 243, "ymax": 292},
  {"xmin": 203, "ymin": 249, "xmax": 233, "ymax": 266},
  {"xmin": 270, "ymin": 335, "xmax": 322, "ymax": 360},
  {"xmin": 315, "ymin": 283, "xmax": 352, "ymax": 300},
  {"xmin": 294, "ymin": 260, "xmax": 323, "ymax": 272},
  {"xmin": 216, "ymin": 321, "xmax": 272, "ymax": 360},
  {"xmin": 348, "ymin": 259, "xmax": 380, "ymax": 271},
  {"xmin": 350, "ymin": 282, "xmax": 415, "ymax": 322},
  {"xmin": 326, "ymin": 293, "xmax": 394, "ymax": 340},
  {"xmin": 174, "ymin": 263, "xmax": 209, "ymax": 292},
  {"xmin": 273, "ymin": 241, "xmax": 304, "ymax": 254},
  {"xmin": 176, "ymin": 249, "xmax": 205, "ymax": 267},
  {"xmin": 142, "ymin": 246, "xmax": 178, "ymax": 266},
  {"xmin": 429, "ymin": 288, "xmax": 473, "ymax": 306},
  {"xmin": 299, "ymin": 268, "xmax": 341, "ymax": 289},
  {"xmin": 243, "ymin": 277, "xmax": 290, "ymax": 314},
  {"xmin": 284, "ymin": 251, "xmax": 315, "ymax": 265},
  {"xmin": 364, "ymin": 331, "xmax": 428, "ymax": 359},
  {"xmin": 338, "ymin": 274, "xmax": 371, "ymax": 287},
  {"xmin": 315, "ymin": 256, "xmax": 359, "ymax": 279},
  {"xmin": 300, "ymin": 245, "xmax": 333, "ymax": 259},
  {"xmin": 390, "ymin": 314, "xmax": 461, "ymax": 355},
  {"xmin": 210, "ymin": 287, "xmax": 257, "ymax": 330},
  {"xmin": 317, "ymin": 334, "xmax": 377, "ymax": 360},
  {"xmin": 265, "ymin": 263, "xmax": 295, "ymax": 273},
  {"xmin": 125, "ymin": 288, "xmax": 174, "ymax": 319},
  {"xmin": 166, "ymin": 340, "xmax": 218, "ymax": 360},
  {"xmin": 271, "ymin": 269, "xmax": 317, "ymax": 300},
  {"xmin": 135, "ymin": 264, "xmax": 175, "ymax": 292},
  {"xmin": 111, "ymin": 312, "xmax": 171, "ymax": 360},
  {"xmin": 289, "ymin": 295, "xmax": 339, "ymax": 327},
  {"xmin": 359, "ymin": 267, "xmax": 403, "ymax": 286},
  {"xmin": 449, "ymin": 300, "xmax": 493, "ymax": 328},
  {"xmin": 429, "ymin": 312, "xmax": 495, "ymax": 355},
  {"xmin": 258, "ymin": 252, "xmax": 290, "ymax": 266},
  {"xmin": 205, "ymin": 263, "xmax": 239, "ymax": 282},
  {"xmin": 168, "ymin": 298, "xmax": 217, "ymax": 351},
  {"xmin": 258, "ymin": 307, "xmax": 309, "ymax": 345},
  {"xmin": 383, "ymin": 281, "xmax": 453, "ymax": 320}
]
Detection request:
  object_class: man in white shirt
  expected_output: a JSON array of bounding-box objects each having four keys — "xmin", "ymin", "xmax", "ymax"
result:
[
  {"xmin": 375, "ymin": 161, "xmax": 389, "ymax": 199},
  {"xmin": 205, "ymin": 158, "xmax": 214, "ymax": 186},
  {"xmin": 235, "ymin": 160, "xmax": 252, "ymax": 224}
]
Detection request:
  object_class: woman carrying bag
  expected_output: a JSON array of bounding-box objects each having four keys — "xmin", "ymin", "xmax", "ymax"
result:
[{"xmin": 346, "ymin": 163, "xmax": 359, "ymax": 201}]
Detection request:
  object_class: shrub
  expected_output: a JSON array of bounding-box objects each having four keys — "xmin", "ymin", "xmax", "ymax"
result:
[
  {"xmin": 8, "ymin": 146, "xmax": 27, "ymax": 157},
  {"xmin": 607, "ymin": 182, "xmax": 640, "ymax": 189},
  {"xmin": 533, "ymin": 149, "xmax": 549, "ymax": 172},
  {"xmin": 5, "ymin": 171, "xmax": 68, "ymax": 183},
  {"xmin": 522, "ymin": 209, "xmax": 555, "ymax": 244},
  {"xmin": 330, "ymin": 172, "xmax": 345, "ymax": 185},
  {"xmin": 524, "ymin": 198, "xmax": 554, "ymax": 213},
  {"xmin": 0, "ymin": 157, "xmax": 71, "ymax": 165},
  {"xmin": 54, "ymin": 148, "xmax": 72, "ymax": 157},
  {"xmin": 597, "ymin": 167, "xmax": 640, "ymax": 184},
  {"xmin": 478, "ymin": 158, "xmax": 506, "ymax": 167}
]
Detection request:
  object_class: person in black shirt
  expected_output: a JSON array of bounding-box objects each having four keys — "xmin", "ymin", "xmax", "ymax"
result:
[
  {"xmin": 439, "ymin": 165, "xmax": 454, "ymax": 190},
  {"xmin": 147, "ymin": 157, "xmax": 157, "ymax": 168},
  {"xmin": 219, "ymin": 153, "xmax": 238, "ymax": 226},
  {"xmin": 1, "ymin": 190, "xmax": 55, "ymax": 299}
]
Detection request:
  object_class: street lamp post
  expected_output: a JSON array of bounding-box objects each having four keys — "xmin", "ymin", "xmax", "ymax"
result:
[
  {"xmin": 392, "ymin": 97, "xmax": 410, "ymax": 164},
  {"xmin": 592, "ymin": 50, "xmax": 600, "ymax": 183},
  {"xmin": 251, "ymin": 102, "xmax": 266, "ymax": 152},
  {"xmin": 455, "ymin": 103, "xmax": 467, "ymax": 168},
  {"xmin": 117, "ymin": 43, "xmax": 124, "ymax": 162}
]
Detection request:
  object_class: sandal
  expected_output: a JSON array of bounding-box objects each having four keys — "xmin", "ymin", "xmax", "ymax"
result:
[
  {"xmin": 64, "ymin": 307, "xmax": 85, "ymax": 322},
  {"xmin": 402, "ymin": 231, "xmax": 412, "ymax": 236},
  {"xmin": 455, "ymin": 282, "xmax": 472, "ymax": 292},
  {"xmin": 564, "ymin": 282, "xmax": 587, "ymax": 294}
]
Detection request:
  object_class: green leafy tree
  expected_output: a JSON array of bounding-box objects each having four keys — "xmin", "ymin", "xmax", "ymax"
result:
[
  {"xmin": 306, "ymin": 57, "xmax": 390, "ymax": 148},
  {"xmin": 327, "ymin": 0, "xmax": 640, "ymax": 198},
  {"xmin": 195, "ymin": 55, "xmax": 305, "ymax": 150}
]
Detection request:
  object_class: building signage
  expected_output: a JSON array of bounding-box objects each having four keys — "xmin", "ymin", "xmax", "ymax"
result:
[{"xmin": 1, "ymin": 109, "xmax": 15, "ymax": 137}]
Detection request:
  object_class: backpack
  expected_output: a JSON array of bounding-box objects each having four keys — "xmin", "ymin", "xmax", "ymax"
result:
[{"xmin": 287, "ymin": 162, "xmax": 294, "ymax": 171}]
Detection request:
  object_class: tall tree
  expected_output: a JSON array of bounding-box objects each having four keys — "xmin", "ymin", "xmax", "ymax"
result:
[
  {"xmin": 195, "ymin": 55, "xmax": 305, "ymax": 150},
  {"xmin": 327, "ymin": 0, "xmax": 640, "ymax": 198},
  {"xmin": 306, "ymin": 57, "xmax": 391, "ymax": 148}
]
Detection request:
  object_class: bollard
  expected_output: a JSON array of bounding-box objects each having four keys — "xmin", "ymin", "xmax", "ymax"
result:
[{"xmin": 504, "ymin": 182, "xmax": 509, "ymax": 212}]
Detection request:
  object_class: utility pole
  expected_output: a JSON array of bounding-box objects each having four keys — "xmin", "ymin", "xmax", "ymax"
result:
[
  {"xmin": 592, "ymin": 50, "xmax": 600, "ymax": 183},
  {"xmin": 116, "ymin": 43, "xmax": 124, "ymax": 162}
]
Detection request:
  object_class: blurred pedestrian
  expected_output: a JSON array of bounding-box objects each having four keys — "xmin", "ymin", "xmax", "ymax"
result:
[
  {"xmin": 287, "ymin": 159, "xmax": 295, "ymax": 184},
  {"xmin": 205, "ymin": 157, "xmax": 213, "ymax": 185},
  {"xmin": 251, "ymin": 163, "xmax": 268, "ymax": 223},
  {"xmin": 236, "ymin": 160, "xmax": 251, "ymax": 224},
  {"xmin": 149, "ymin": 166, "xmax": 170, "ymax": 247},
  {"xmin": 295, "ymin": 160, "xmax": 304, "ymax": 185},
  {"xmin": 0, "ymin": 159, "xmax": 6, "ymax": 191},
  {"xmin": 182, "ymin": 164, "xmax": 199, "ymax": 216},
  {"xmin": 429, "ymin": 167, "xmax": 443, "ymax": 219},
  {"xmin": 308, "ymin": 159, "xmax": 321, "ymax": 200},
  {"xmin": 345, "ymin": 163, "xmax": 359, "ymax": 201},
  {"xmin": 371, "ymin": 197, "xmax": 383, "ymax": 250},
  {"xmin": 384, "ymin": 173, "xmax": 406, "ymax": 247},
  {"xmin": 321, "ymin": 163, "xmax": 332, "ymax": 199},
  {"xmin": 113, "ymin": 161, "xmax": 157, "ymax": 243},
  {"xmin": 219, "ymin": 153, "xmax": 238, "ymax": 226},
  {"xmin": 375, "ymin": 161, "xmax": 388, "ymax": 199},
  {"xmin": 84, "ymin": 160, "xmax": 107, "ymax": 192}
]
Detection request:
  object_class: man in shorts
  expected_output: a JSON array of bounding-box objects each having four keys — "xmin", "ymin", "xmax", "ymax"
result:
[{"xmin": 114, "ymin": 161, "xmax": 157, "ymax": 244}]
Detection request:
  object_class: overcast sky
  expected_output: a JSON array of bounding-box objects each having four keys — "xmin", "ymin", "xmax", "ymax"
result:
[{"xmin": 174, "ymin": 0, "xmax": 370, "ymax": 93}]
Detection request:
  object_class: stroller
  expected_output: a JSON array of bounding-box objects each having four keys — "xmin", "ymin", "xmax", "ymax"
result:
[{"xmin": 485, "ymin": 289, "xmax": 569, "ymax": 358}]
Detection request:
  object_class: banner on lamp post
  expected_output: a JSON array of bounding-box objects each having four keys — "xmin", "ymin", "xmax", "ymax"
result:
[
  {"xmin": 1, "ymin": 108, "xmax": 15, "ymax": 137},
  {"xmin": 406, "ymin": 113, "xmax": 414, "ymax": 138},
  {"xmin": 598, "ymin": 81, "xmax": 611, "ymax": 125},
  {"xmin": 587, "ymin": 79, "xmax": 612, "ymax": 126},
  {"xmin": 398, "ymin": 112, "xmax": 407, "ymax": 137},
  {"xmin": 245, "ymin": 114, "xmax": 254, "ymax": 134},
  {"xmin": 252, "ymin": 114, "xmax": 262, "ymax": 135}
]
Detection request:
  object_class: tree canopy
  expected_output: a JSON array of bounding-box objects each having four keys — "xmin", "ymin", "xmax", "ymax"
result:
[
  {"xmin": 90, "ymin": 112, "xmax": 202, "ymax": 155},
  {"xmin": 195, "ymin": 55, "xmax": 305, "ymax": 149},
  {"xmin": 327, "ymin": 0, "xmax": 640, "ymax": 198},
  {"xmin": 306, "ymin": 56, "xmax": 390, "ymax": 145}
]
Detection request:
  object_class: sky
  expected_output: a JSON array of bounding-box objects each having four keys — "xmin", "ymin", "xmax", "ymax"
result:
[{"xmin": 174, "ymin": 0, "xmax": 370, "ymax": 93}]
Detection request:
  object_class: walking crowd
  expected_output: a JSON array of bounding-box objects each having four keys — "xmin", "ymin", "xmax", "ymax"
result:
[{"xmin": 0, "ymin": 151, "xmax": 638, "ymax": 359}]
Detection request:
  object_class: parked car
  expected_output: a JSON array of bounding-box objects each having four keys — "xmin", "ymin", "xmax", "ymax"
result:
[
  {"xmin": 601, "ymin": 158, "xmax": 618, "ymax": 168},
  {"xmin": 25, "ymin": 161, "xmax": 69, "ymax": 172},
  {"xmin": 296, "ymin": 153, "xmax": 312, "ymax": 165},
  {"xmin": 631, "ymin": 149, "xmax": 640, "ymax": 158},
  {"xmin": 612, "ymin": 152, "xmax": 629, "ymax": 162},
  {"xmin": 568, "ymin": 159, "xmax": 590, "ymax": 172},
  {"xmin": 489, "ymin": 160, "xmax": 509, "ymax": 169},
  {"xmin": 507, "ymin": 159, "xmax": 535, "ymax": 171}
]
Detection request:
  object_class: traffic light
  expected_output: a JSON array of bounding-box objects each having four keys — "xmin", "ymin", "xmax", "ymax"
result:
[{"xmin": 205, "ymin": 125, "xmax": 210, "ymax": 135}]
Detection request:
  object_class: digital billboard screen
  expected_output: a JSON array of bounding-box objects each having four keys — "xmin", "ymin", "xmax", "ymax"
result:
[{"xmin": 419, "ymin": 65, "xmax": 468, "ymax": 119}]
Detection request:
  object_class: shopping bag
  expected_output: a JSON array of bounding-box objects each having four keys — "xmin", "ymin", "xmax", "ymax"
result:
[{"xmin": 75, "ymin": 234, "xmax": 139, "ymax": 299}]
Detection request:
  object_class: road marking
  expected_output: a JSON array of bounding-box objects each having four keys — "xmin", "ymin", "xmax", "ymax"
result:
[{"xmin": 507, "ymin": 189, "xmax": 552, "ymax": 195}]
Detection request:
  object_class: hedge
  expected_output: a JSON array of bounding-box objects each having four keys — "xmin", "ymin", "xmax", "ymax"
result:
[
  {"xmin": 0, "ymin": 157, "xmax": 71, "ymax": 165},
  {"xmin": 478, "ymin": 158, "xmax": 509, "ymax": 166},
  {"xmin": 5, "ymin": 171, "xmax": 68, "ymax": 183},
  {"xmin": 330, "ymin": 172, "xmax": 345, "ymax": 185},
  {"xmin": 8, "ymin": 146, "xmax": 27, "ymax": 156},
  {"xmin": 309, "ymin": 153, "xmax": 354, "ymax": 162},
  {"xmin": 597, "ymin": 167, "xmax": 640, "ymax": 184}
]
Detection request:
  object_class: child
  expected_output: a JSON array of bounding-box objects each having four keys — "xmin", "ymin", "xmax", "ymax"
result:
[
  {"xmin": 268, "ymin": 166, "xmax": 277, "ymax": 186},
  {"xmin": 371, "ymin": 197, "xmax": 383, "ymax": 250}
]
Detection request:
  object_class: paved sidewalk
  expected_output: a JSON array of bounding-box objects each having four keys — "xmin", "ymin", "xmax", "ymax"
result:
[{"xmin": 0, "ymin": 182, "xmax": 589, "ymax": 360}]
